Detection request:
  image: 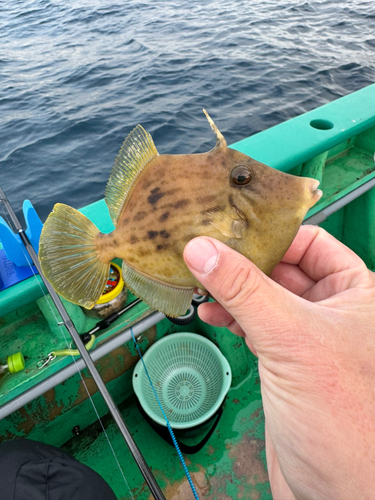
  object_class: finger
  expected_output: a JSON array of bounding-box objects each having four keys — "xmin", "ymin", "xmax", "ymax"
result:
[
  {"xmin": 281, "ymin": 225, "xmax": 365, "ymax": 282},
  {"xmin": 198, "ymin": 302, "xmax": 257, "ymax": 354},
  {"xmin": 184, "ymin": 237, "xmax": 303, "ymax": 352},
  {"xmin": 270, "ymin": 262, "xmax": 316, "ymax": 297},
  {"xmin": 197, "ymin": 302, "xmax": 246, "ymax": 337}
]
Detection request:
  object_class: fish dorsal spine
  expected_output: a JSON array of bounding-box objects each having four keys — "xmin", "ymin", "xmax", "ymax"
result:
[
  {"xmin": 203, "ymin": 109, "xmax": 227, "ymax": 149},
  {"xmin": 105, "ymin": 125, "xmax": 159, "ymax": 225}
]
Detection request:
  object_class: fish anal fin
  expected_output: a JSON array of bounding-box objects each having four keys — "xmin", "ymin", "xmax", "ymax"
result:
[
  {"xmin": 105, "ymin": 125, "xmax": 159, "ymax": 225},
  {"xmin": 121, "ymin": 261, "xmax": 193, "ymax": 317}
]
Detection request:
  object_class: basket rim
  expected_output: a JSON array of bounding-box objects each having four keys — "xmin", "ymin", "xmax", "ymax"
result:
[{"xmin": 132, "ymin": 332, "xmax": 232, "ymax": 429}]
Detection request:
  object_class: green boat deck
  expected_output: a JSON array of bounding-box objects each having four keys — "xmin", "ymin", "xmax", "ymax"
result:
[
  {"xmin": 1, "ymin": 85, "xmax": 375, "ymax": 499},
  {"xmin": 61, "ymin": 364, "xmax": 267, "ymax": 500}
]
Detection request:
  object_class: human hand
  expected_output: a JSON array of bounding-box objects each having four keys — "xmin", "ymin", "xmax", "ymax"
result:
[{"xmin": 183, "ymin": 226, "xmax": 375, "ymax": 500}]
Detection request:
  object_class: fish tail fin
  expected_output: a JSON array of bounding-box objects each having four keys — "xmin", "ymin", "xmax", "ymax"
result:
[{"xmin": 39, "ymin": 203, "xmax": 110, "ymax": 309}]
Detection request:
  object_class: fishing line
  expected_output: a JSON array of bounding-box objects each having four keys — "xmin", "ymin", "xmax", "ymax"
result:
[
  {"xmin": 131, "ymin": 327, "xmax": 200, "ymax": 500},
  {"xmin": 0, "ymin": 194, "xmax": 167, "ymax": 500},
  {"xmin": 0, "ymin": 202, "xmax": 135, "ymax": 499}
]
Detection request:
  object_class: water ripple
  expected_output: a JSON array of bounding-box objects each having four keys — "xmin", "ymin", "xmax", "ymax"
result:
[{"xmin": 0, "ymin": 0, "xmax": 374, "ymax": 220}]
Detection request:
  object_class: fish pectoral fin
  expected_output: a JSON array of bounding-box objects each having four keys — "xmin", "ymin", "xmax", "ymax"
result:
[
  {"xmin": 231, "ymin": 219, "xmax": 246, "ymax": 238},
  {"xmin": 205, "ymin": 209, "xmax": 246, "ymax": 239},
  {"xmin": 121, "ymin": 261, "xmax": 194, "ymax": 317},
  {"xmin": 105, "ymin": 125, "xmax": 159, "ymax": 225}
]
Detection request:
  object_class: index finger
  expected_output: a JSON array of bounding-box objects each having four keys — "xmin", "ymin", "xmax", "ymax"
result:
[{"xmin": 280, "ymin": 225, "xmax": 365, "ymax": 282}]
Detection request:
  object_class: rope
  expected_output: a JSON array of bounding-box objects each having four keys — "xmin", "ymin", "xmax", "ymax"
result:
[
  {"xmin": 52, "ymin": 334, "xmax": 96, "ymax": 357},
  {"xmin": 130, "ymin": 328, "xmax": 200, "ymax": 500}
]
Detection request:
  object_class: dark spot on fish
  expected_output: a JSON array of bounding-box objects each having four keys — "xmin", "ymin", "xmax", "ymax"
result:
[
  {"xmin": 130, "ymin": 235, "xmax": 139, "ymax": 244},
  {"xmin": 159, "ymin": 230, "xmax": 170, "ymax": 239},
  {"xmin": 159, "ymin": 211, "xmax": 170, "ymax": 222},
  {"xmin": 169, "ymin": 224, "xmax": 184, "ymax": 235},
  {"xmin": 147, "ymin": 187, "xmax": 166, "ymax": 205},
  {"xmin": 228, "ymin": 194, "xmax": 234, "ymax": 206},
  {"xmin": 112, "ymin": 239, "xmax": 119, "ymax": 246},
  {"xmin": 142, "ymin": 179, "xmax": 155, "ymax": 190},
  {"xmin": 201, "ymin": 219, "xmax": 211, "ymax": 226},
  {"xmin": 196, "ymin": 195, "xmax": 217, "ymax": 204},
  {"xmin": 121, "ymin": 218, "xmax": 130, "ymax": 226},
  {"xmin": 174, "ymin": 199, "xmax": 190, "ymax": 209},
  {"xmin": 133, "ymin": 211, "xmax": 147, "ymax": 222},
  {"xmin": 157, "ymin": 243, "xmax": 169, "ymax": 251},
  {"xmin": 148, "ymin": 230, "xmax": 158, "ymax": 239}
]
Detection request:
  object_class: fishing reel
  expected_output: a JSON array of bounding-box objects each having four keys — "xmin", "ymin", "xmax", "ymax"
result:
[{"xmin": 166, "ymin": 294, "xmax": 209, "ymax": 326}]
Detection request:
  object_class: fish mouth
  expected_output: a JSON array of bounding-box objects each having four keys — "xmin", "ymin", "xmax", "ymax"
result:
[
  {"xmin": 308, "ymin": 178, "xmax": 323, "ymax": 203},
  {"xmin": 314, "ymin": 189, "xmax": 323, "ymax": 200}
]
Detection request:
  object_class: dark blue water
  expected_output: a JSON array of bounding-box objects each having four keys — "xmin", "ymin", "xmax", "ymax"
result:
[{"xmin": 1, "ymin": 0, "xmax": 375, "ymax": 222}]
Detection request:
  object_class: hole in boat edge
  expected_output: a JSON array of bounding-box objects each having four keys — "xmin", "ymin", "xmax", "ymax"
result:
[{"xmin": 310, "ymin": 119, "xmax": 334, "ymax": 130}]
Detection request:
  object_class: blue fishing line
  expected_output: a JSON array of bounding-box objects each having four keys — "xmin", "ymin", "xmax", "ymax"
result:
[{"xmin": 131, "ymin": 328, "xmax": 200, "ymax": 500}]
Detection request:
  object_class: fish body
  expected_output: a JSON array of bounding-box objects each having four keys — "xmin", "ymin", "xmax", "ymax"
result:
[{"xmin": 39, "ymin": 111, "xmax": 322, "ymax": 316}]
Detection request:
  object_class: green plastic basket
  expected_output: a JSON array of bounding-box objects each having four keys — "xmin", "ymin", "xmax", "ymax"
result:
[{"xmin": 133, "ymin": 332, "xmax": 232, "ymax": 429}]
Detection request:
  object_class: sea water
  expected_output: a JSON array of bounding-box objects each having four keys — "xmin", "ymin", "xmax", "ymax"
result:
[{"xmin": 1, "ymin": 0, "xmax": 374, "ymax": 221}]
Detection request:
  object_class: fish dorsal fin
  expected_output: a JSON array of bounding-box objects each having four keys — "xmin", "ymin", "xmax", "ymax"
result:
[
  {"xmin": 203, "ymin": 109, "xmax": 227, "ymax": 149},
  {"xmin": 121, "ymin": 261, "xmax": 194, "ymax": 317},
  {"xmin": 105, "ymin": 125, "xmax": 159, "ymax": 225}
]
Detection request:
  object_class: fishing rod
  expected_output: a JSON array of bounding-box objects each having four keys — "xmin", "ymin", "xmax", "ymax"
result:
[
  {"xmin": 0, "ymin": 188, "xmax": 167, "ymax": 500},
  {"xmin": 79, "ymin": 298, "xmax": 142, "ymax": 344}
]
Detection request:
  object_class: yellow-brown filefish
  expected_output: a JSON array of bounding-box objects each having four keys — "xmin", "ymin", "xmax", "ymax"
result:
[{"xmin": 39, "ymin": 111, "xmax": 322, "ymax": 316}]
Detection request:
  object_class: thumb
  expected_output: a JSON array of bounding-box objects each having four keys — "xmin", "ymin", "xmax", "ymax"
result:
[{"xmin": 184, "ymin": 237, "xmax": 311, "ymax": 357}]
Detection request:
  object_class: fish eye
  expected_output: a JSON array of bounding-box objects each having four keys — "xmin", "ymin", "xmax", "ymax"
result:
[{"xmin": 231, "ymin": 166, "xmax": 252, "ymax": 185}]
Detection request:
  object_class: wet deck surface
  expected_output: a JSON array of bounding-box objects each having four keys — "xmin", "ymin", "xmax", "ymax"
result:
[{"xmin": 62, "ymin": 367, "xmax": 271, "ymax": 500}]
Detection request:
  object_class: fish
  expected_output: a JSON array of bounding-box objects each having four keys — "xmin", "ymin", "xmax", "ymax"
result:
[{"xmin": 39, "ymin": 110, "xmax": 322, "ymax": 317}]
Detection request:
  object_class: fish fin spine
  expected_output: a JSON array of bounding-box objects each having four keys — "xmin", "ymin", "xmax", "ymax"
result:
[
  {"xmin": 121, "ymin": 261, "xmax": 193, "ymax": 317},
  {"xmin": 39, "ymin": 203, "xmax": 110, "ymax": 309},
  {"xmin": 105, "ymin": 125, "xmax": 159, "ymax": 225},
  {"xmin": 203, "ymin": 109, "xmax": 227, "ymax": 149}
]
